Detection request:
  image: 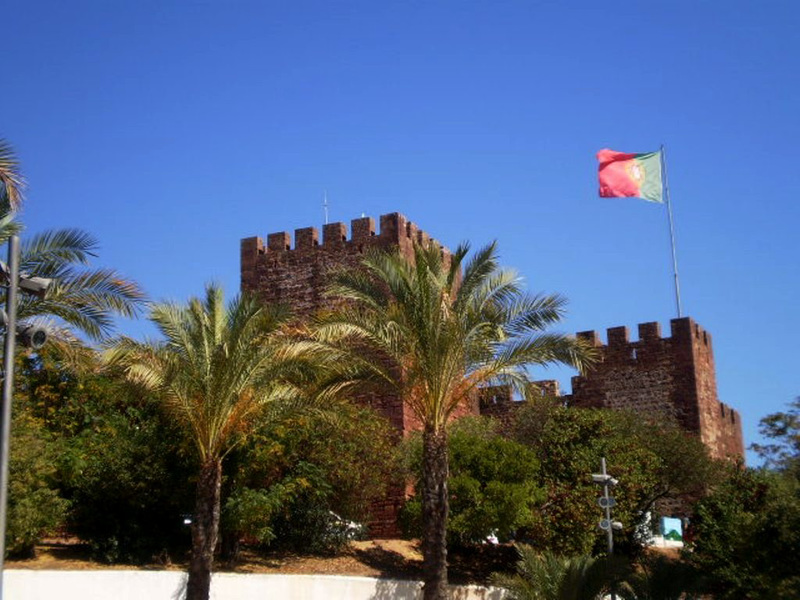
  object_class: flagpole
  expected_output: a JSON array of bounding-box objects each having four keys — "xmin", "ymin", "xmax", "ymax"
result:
[{"xmin": 661, "ymin": 144, "xmax": 682, "ymax": 318}]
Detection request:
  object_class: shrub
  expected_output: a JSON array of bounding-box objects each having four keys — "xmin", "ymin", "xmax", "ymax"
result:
[
  {"xmin": 223, "ymin": 402, "xmax": 396, "ymax": 554},
  {"xmin": 7, "ymin": 412, "xmax": 68, "ymax": 558},
  {"xmin": 402, "ymin": 416, "xmax": 542, "ymax": 545}
]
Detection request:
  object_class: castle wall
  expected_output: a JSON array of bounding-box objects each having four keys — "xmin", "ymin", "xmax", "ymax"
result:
[
  {"xmin": 241, "ymin": 212, "xmax": 452, "ymax": 437},
  {"xmin": 241, "ymin": 211, "xmax": 745, "ymax": 537},
  {"xmin": 569, "ymin": 318, "xmax": 744, "ymax": 461},
  {"xmin": 241, "ymin": 212, "xmax": 471, "ymax": 537},
  {"xmin": 479, "ymin": 381, "xmax": 561, "ymax": 432}
]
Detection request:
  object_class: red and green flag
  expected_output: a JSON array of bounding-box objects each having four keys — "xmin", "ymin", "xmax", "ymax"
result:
[{"xmin": 597, "ymin": 148, "xmax": 663, "ymax": 203}]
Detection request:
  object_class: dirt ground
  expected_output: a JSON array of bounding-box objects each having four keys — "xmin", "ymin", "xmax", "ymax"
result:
[{"xmin": 6, "ymin": 538, "xmax": 516, "ymax": 585}]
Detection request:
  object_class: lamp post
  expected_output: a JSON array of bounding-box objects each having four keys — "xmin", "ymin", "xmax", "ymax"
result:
[
  {"xmin": 593, "ymin": 457, "xmax": 622, "ymax": 600},
  {"xmin": 592, "ymin": 457, "xmax": 622, "ymax": 554},
  {"xmin": 0, "ymin": 235, "xmax": 51, "ymax": 597}
]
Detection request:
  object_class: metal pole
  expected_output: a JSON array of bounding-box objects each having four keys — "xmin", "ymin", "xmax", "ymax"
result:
[
  {"xmin": 601, "ymin": 457, "xmax": 613, "ymax": 555},
  {"xmin": 0, "ymin": 235, "xmax": 19, "ymax": 596},
  {"xmin": 661, "ymin": 145, "xmax": 682, "ymax": 317}
]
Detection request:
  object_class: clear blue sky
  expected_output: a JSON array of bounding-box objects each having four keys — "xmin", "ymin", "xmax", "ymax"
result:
[{"xmin": 5, "ymin": 1, "xmax": 799, "ymax": 463}]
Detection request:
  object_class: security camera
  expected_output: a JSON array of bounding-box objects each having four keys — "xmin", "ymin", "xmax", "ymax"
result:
[
  {"xmin": 17, "ymin": 324, "xmax": 47, "ymax": 349},
  {"xmin": 18, "ymin": 275, "xmax": 52, "ymax": 298},
  {"xmin": 592, "ymin": 474, "xmax": 619, "ymax": 486},
  {"xmin": 0, "ymin": 311, "xmax": 48, "ymax": 349}
]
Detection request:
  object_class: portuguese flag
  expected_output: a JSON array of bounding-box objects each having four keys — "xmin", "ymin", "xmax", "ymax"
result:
[{"xmin": 597, "ymin": 149, "xmax": 663, "ymax": 203}]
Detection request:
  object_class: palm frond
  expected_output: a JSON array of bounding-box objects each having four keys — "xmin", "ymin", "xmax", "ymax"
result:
[
  {"xmin": 316, "ymin": 240, "xmax": 587, "ymax": 431},
  {"xmin": 490, "ymin": 546, "xmax": 620, "ymax": 600},
  {"xmin": 20, "ymin": 229, "xmax": 99, "ymax": 273},
  {"xmin": 0, "ymin": 139, "xmax": 25, "ymax": 211},
  {"xmin": 106, "ymin": 283, "xmax": 324, "ymax": 463}
]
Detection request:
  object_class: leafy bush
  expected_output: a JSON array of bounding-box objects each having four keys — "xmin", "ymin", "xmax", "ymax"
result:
[
  {"xmin": 223, "ymin": 402, "xmax": 396, "ymax": 554},
  {"xmin": 687, "ymin": 465, "xmax": 800, "ymax": 599},
  {"xmin": 402, "ymin": 416, "xmax": 542, "ymax": 545},
  {"xmin": 63, "ymin": 400, "xmax": 194, "ymax": 563},
  {"xmin": 16, "ymin": 352, "xmax": 193, "ymax": 563},
  {"xmin": 512, "ymin": 398, "xmax": 718, "ymax": 556},
  {"xmin": 7, "ymin": 412, "xmax": 68, "ymax": 558}
]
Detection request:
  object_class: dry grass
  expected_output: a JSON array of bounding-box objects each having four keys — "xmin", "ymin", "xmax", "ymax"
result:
[{"xmin": 6, "ymin": 538, "xmax": 515, "ymax": 585}]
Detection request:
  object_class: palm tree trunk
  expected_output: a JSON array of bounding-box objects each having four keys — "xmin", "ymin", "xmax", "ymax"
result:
[
  {"xmin": 186, "ymin": 457, "xmax": 222, "ymax": 600},
  {"xmin": 421, "ymin": 426, "xmax": 449, "ymax": 600}
]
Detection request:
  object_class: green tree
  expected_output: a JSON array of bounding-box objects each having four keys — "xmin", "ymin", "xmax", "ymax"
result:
[
  {"xmin": 512, "ymin": 399, "xmax": 716, "ymax": 555},
  {"xmin": 686, "ymin": 465, "xmax": 800, "ymax": 599},
  {"xmin": 751, "ymin": 397, "xmax": 800, "ymax": 476},
  {"xmin": 314, "ymin": 242, "xmax": 594, "ymax": 600},
  {"xmin": 223, "ymin": 402, "xmax": 397, "ymax": 557},
  {"xmin": 402, "ymin": 416, "xmax": 543, "ymax": 546},
  {"xmin": 6, "ymin": 410, "xmax": 68, "ymax": 558},
  {"xmin": 107, "ymin": 284, "xmax": 314, "ymax": 600},
  {"xmin": 13, "ymin": 349, "xmax": 193, "ymax": 562}
]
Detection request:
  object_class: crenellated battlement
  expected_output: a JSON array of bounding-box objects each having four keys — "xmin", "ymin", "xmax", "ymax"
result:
[
  {"xmin": 241, "ymin": 212, "xmax": 449, "ymax": 259},
  {"xmin": 577, "ymin": 317, "xmax": 712, "ymax": 349},
  {"xmin": 571, "ymin": 317, "xmax": 743, "ymax": 461},
  {"xmin": 478, "ymin": 381, "xmax": 562, "ymax": 432}
]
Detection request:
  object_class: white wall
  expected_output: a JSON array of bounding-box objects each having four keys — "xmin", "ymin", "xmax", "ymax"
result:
[{"xmin": 5, "ymin": 570, "xmax": 506, "ymax": 600}]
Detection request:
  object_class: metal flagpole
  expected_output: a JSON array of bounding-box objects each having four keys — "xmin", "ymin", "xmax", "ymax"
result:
[
  {"xmin": 323, "ymin": 190, "xmax": 329, "ymax": 225},
  {"xmin": 661, "ymin": 145, "xmax": 682, "ymax": 317}
]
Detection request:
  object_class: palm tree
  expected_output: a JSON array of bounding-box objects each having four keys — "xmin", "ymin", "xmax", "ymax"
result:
[
  {"xmin": 0, "ymin": 139, "xmax": 144, "ymax": 350},
  {"xmin": 106, "ymin": 284, "xmax": 315, "ymax": 600},
  {"xmin": 14, "ymin": 229, "xmax": 145, "ymax": 342},
  {"xmin": 0, "ymin": 139, "xmax": 25, "ymax": 211},
  {"xmin": 313, "ymin": 241, "xmax": 596, "ymax": 600},
  {"xmin": 491, "ymin": 545, "xmax": 617, "ymax": 600}
]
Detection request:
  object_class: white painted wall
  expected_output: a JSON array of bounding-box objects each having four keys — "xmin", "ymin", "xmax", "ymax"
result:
[{"xmin": 5, "ymin": 570, "xmax": 506, "ymax": 600}]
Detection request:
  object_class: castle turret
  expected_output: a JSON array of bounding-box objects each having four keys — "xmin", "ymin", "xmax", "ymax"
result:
[
  {"xmin": 569, "ymin": 318, "xmax": 744, "ymax": 460},
  {"xmin": 241, "ymin": 212, "xmax": 462, "ymax": 537}
]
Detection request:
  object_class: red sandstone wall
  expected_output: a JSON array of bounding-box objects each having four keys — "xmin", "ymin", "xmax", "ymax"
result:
[
  {"xmin": 478, "ymin": 381, "xmax": 561, "ymax": 432},
  {"xmin": 241, "ymin": 212, "xmax": 468, "ymax": 537},
  {"xmin": 241, "ymin": 212, "xmax": 454, "ymax": 436},
  {"xmin": 569, "ymin": 318, "xmax": 744, "ymax": 461}
]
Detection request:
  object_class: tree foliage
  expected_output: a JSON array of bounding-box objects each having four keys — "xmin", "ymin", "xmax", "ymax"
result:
[
  {"xmin": 686, "ymin": 465, "xmax": 800, "ymax": 599},
  {"xmin": 313, "ymin": 241, "xmax": 595, "ymax": 600},
  {"xmin": 402, "ymin": 416, "xmax": 543, "ymax": 546},
  {"xmin": 223, "ymin": 402, "xmax": 397, "ymax": 555},
  {"xmin": 617, "ymin": 553, "xmax": 705, "ymax": 600},
  {"xmin": 13, "ymin": 349, "xmax": 193, "ymax": 562},
  {"xmin": 512, "ymin": 398, "xmax": 717, "ymax": 555},
  {"xmin": 751, "ymin": 397, "xmax": 800, "ymax": 476},
  {"xmin": 7, "ymin": 410, "xmax": 69, "ymax": 558}
]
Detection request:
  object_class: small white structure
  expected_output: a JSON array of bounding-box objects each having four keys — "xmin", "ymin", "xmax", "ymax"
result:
[{"xmin": 5, "ymin": 570, "xmax": 505, "ymax": 600}]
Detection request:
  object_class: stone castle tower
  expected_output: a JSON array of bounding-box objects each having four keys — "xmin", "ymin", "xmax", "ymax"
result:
[
  {"xmin": 241, "ymin": 212, "xmax": 466, "ymax": 535},
  {"xmin": 568, "ymin": 319, "xmax": 744, "ymax": 460},
  {"xmin": 240, "ymin": 212, "xmax": 466, "ymax": 440},
  {"xmin": 241, "ymin": 211, "xmax": 745, "ymax": 531}
]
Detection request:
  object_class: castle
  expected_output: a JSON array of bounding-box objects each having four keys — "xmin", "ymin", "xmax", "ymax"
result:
[
  {"xmin": 480, "ymin": 318, "xmax": 744, "ymax": 461},
  {"xmin": 241, "ymin": 211, "xmax": 744, "ymax": 533}
]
